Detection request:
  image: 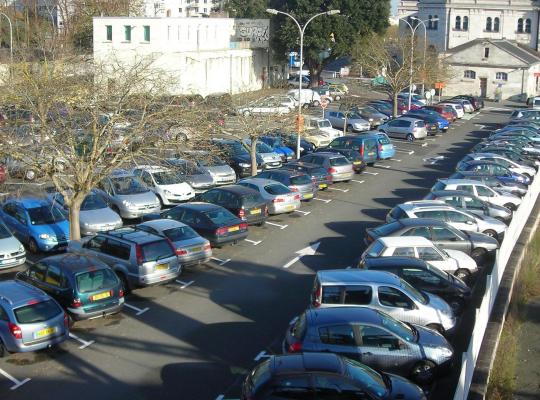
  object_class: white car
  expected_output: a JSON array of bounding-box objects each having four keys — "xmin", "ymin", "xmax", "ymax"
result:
[
  {"xmin": 287, "ymin": 89, "xmax": 321, "ymax": 107},
  {"xmin": 235, "ymin": 98, "xmax": 291, "ymax": 116},
  {"xmin": 0, "ymin": 220, "xmax": 26, "ymax": 269},
  {"xmin": 439, "ymin": 103, "xmax": 465, "ymax": 118},
  {"xmin": 132, "ymin": 165, "xmax": 195, "ymax": 206},
  {"xmin": 361, "ymin": 236, "xmax": 478, "ymax": 280}
]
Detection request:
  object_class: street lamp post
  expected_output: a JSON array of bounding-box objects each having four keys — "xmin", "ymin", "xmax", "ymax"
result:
[
  {"xmin": 411, "ymin": 16, "xmax": 437, "ymax": 98},
  {"xmin": 0, "ymin": 12, "xmax": 13, "ymax": 65},
  {"xmin": 266, "ymin": 8, "xmax": 340, "ymax": 159}
]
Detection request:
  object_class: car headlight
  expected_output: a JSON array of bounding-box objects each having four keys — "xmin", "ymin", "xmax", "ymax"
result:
[
  {"xmin": 122, "ymin": 200, "xmax": 134, "ymax": 208},
  {"xmin": 83, "ymin": 222, "xmax": 90, "ymax": 227},
  {"xmin": 239, "ymin": 163, "xmax": 250, "ymax": 168},
  {"xmin": 439, "ymin": 347, "xmax": 453, "ymax": 358},
  {"xmin": 164, "ymin": 190, "xmax": 172, "ymax": 195},
  {"xmin": 19, "ymin": 245, "xmax": 25, "ymax": 252},
  {"xmin": 368, "ymin": 118, "xmax": 373, "ymax": 122},
  {"xmin": 39, "ymin": 233, "xmax": 50, "ymax": 239}
]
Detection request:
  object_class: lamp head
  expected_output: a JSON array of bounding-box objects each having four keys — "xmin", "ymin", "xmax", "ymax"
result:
[
  {"xmin": 326, "ymin": 10, "xmax": 340, "ymax": 15},
  {"xmin": 266, "ymin": 8, "xmax": 279, "ymax": 15}
]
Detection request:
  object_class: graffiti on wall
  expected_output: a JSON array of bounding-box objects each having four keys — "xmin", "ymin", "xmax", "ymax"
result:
[{"xmin": 231, "ymin": 19, "xmax": 269, "ymax": 48}]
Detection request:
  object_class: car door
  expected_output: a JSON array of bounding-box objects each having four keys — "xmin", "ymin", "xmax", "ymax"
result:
[
  {"xmin": 445, "ymin": 210, "xmax": 478, "ymax": 232},
  {"xmin": 463, "ymin": 195, "xmax": 486, "ymax": 216},
  {"xmin": 41, "ymin": 263, "xmax": 72, "ymax": 308},
  {"xmin": 416, "ymin": 246, "xmax": 450, "ymax": 271},
  {"xmin": 376, "ymin": 285, "xmax": 423, "ymax": 325},
  {"xmin": 266, "ymin": 375, "xmax": 315, "ymax": 399},
  {"xmin": 317, "ymin": 324, "xmax": 362, "ymax": 360},
  {"xmin": 430, "ymin": 226, "xmax": 471, "ymax": 253},
  {"xmin": 1, "ymin": 203, "xmax": 26, "ymax": 241},
  {"xmin": 473, "ymin": 184, "xmax": 498, "ymax": 203},
  {"xmin": 20, "ymin": 262, "xmax": 48, "ymax": 293},
  {"xmin": 391, "ymin": 246, "xmax": 415, "ymax": 257}
]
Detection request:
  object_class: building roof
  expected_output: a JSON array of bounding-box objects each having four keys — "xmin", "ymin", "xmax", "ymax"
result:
[{"xmin": 446, "ymin": 39, "xmax": 540, "ymax": 67}]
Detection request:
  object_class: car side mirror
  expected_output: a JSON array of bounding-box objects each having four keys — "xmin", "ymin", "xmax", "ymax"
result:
[
  {"xmin": 466, "ymin": 220, "xmax": 474, "ymax": 225},
  {"xmin": 391, "ymin": 340, "xmax": 405, "ymax": 351}
]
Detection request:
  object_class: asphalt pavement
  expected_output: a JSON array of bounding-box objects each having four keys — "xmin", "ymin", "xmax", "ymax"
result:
[{"xmin": 0, "ymin": 103, "xmax": 515, "ymax": 400}]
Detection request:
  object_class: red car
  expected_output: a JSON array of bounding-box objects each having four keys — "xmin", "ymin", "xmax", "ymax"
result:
[{"xmin": 422, "ymin": 105, "xmax": 456, "ymax": 122}]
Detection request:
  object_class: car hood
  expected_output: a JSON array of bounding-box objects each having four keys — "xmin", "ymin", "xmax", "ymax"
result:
[
  {"xmin": 34, "ymin": 220, "xmax": 70, "ymax": 240},
  {"xmin": 386, "ymin": 373, "xmax": 426, "ymax": 400},
  {"xmin": 415, "ymin": 323, "xmax": 452, "ymax": 349},
  {"xmin": 204, "ymin": 165, "xmax": 235, "ymax": 175},
  {"xmin": 233, "ymin": 153, "xmax": 263, "ymax": 164},
  {"xmin": 159, "ymin": 182, "xmax": 193, "ymax": 192},
  {"xmin": 465, "ymin": 231, "xmax": 499, "ymax": 249},
  {"xmin": 445, "ymin": 249, "xmax": 477, "ymax": 271},
  {"xmin": 426, "ymin": 292, "xmax": 454, "ymax": 316},
  {"xmin": 259, "ymin": 152, "xmax": 282, "ymax": 162},
  {"xmin": 479, "ymin": 215, "xmax": 508, "ymax": 232},
  {"xmin": 80, "ymin": 208, "xmax": 123, "ymax": 226},
  {"xmin": 275, "ymin": 146, "xmax": 294, "ymax": 155},
  {"xmin": 184, "ymin": 174, "xmax": 215, "ymax": 186},
  {"xmin": 0, "ymin": 235, "xmax": 23, "ymax": 254},
  {"xmin": 115, "ymin": 191, "xmax": 159, "ymax": 206}
]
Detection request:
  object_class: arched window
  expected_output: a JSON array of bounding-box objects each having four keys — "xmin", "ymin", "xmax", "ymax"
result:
[
  {"xmin": 486, "ymin": 17, "xmax": 492, "ymax": 32},
  {"xmin": 518, "ymin": 18, "xmax": 524, "ymax": 33},
  {"xmin": 433, "ymin": 15, "xmax": 439, "ymax": 30},
  {"xmin": 494, "ymin": 17, "xmax": 500, "ymax": 32},
  {"xmin": 464, "ymin": 70, "xmax": 476, "ymax": 79},
  {"xmin": 428, "ymin": 15, "xmax": 433, "ymax": 29},
  {"xmin": 496, "ymin": 72, "xmax": 508, "ymax": 81},
  {"xmin": 455, "ymin": 16, "xmax": 461, "ymax": 30},
  {"xmin": 463, "ymin": 16, "xmax": 469, "ymax": 30},
  {"xmin": 526, "ymin": 18, "xmax": 532, "ymax": 33}
]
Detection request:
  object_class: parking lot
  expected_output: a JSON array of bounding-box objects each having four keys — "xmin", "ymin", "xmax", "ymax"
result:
[{"xmin": 0, "ymin": 103, "xmax": 512, "ymax": 400}]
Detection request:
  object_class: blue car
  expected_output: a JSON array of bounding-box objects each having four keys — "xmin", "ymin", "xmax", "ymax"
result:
[
  {"xmin": 0, "ymin": 198, "xmax": 70, "ymax": 253},
  {"xmin": 259, "ymin": 136, "xmax": 295, "ymax": 163},
  {"xmin": 456, "ymin": 160, "xmax": 531, "ymax": 185},
  {"xmin": 373, "ymin": 132, "xmax": 396, "ymax": 160},
  {"xmin": 406, "ymin": 110, "xmax": 450, "ymax": 132}
]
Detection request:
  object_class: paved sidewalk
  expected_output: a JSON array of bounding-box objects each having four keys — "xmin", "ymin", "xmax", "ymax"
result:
[{"xmin": 513, "ymin": 296, "xmax": 540, "ymax": 400}]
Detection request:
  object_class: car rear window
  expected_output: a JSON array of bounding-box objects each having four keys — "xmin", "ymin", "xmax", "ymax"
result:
[
  {"xmin": 247, "ymin": 359, "xmax": 271, "ymax": 393},
  {"xmin": 163, "ymin": 225, "xmax": 199, "ymax": 241},
  {"xmin": 140, "ymin": 240, "xmax": 174, "ymax": 262},
  {"xmin": 373, "ymin": 221, "xmax": 401, "ymax": 236},
  {"xmin": 322, "ymin": 286, "xmax": 341, "ymax": 304},
  {"xmin": 264, "ymin": 183, "xmax": 290, "ymax": 195},
  {"xmin": 389, "ymin": 206, "xmax": 405, "ymax": 220},
  {"xmin": 329, "ymin": 157, "xmax": 350, "ymax": 166},
  {"xmin": 242, "ymin": 193, "xmax": 265, "ymax": 207},
  {"xmin": 377, "ymin": 135, "xmax": 390, "ymax": 145},
  {"xmin": 14, "ymin": 299, "xmax": 62, "ymax": 324},
  {"xmin": 290, "ymin": 174, "xmax": 311, "ymax": 185},
  {"xmin": 366, "ymin": 241, "xmax": 385, "ymax": 257},
  {"xmin": 204, "ymin": 209, "xmax": 238, "ymax": 225},
  {"xmin": 76, "ymin": 268, "xmax": 118, "ymax": 293},
  {"xmin": 414, "ymin": 121, "xmax": 425, "ymax": 128}
]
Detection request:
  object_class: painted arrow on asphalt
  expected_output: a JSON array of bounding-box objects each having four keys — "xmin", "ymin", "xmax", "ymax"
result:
[{"xmin": 283, "ymin": 242, "xmax": 320, "ymax": 269}]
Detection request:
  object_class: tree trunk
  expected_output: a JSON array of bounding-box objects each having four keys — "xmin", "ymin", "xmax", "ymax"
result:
[
  {"xmin": 392, "ymin": 92, "xmax": 399, "ymax": 118},
  {"xmin": 250, "ymin": 137, "xmax": 258, "ymax": 176},
  {"xmin": 68, "ymin": 196, "xmax": 83, "ymax": 241},
  {"xmin": 308, "ymin": 66, "xmax": 321, "ymax": 87}
]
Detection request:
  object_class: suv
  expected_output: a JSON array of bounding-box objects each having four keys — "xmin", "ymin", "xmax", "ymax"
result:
[
  {"xmin": 67, "ymin": 227, "xmax": 181, "ymax": 292},
  {"xmin": 0, "ymin": 280, "xmax": 68, "ymax": 356},
  {"xmin": 310, "ymin": 269, "xmax": 456, "ymax": 334}
]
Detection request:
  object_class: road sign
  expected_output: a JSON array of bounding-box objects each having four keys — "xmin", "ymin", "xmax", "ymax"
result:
[{"xmin": 320, "ymin": 96, "xmax": 329, "ymax": 109}]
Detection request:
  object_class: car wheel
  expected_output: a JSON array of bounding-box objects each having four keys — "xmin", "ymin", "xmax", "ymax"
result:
[
  {"xmin": 313, "ymin": 100, "xmax": 320, "ymax": 107},
  {"xmin": 406, "ymin": 133, "xmax": 415, "ymax": 142},
  {"xmin": 455, "ymin": 268, "xmax": 471, "ymax": 281},
  {"xmin": 335, "ymin": 95, "xmax": 342, "ymax": 101},
  {"xmin": 504, "ymin": 203, "xmax": 517, "ymax": 211},
  {"xmin": 482, "ymin": 229, "xmax": 498, "ymax": 240},
  {"xmin": 257, "ymin": 221, "xmax": 266, "ymax": 227},
  {"xmin": 28, "ymin": 238, "xmax": 39, "ymax": 254},
  {"xmin": 302, "ymin": 103, "xmax": 309, "ymax": 109},
  {"xmin": 410, "ymin": 360, "xmax": 437, "ymax": 385},
  {"xmin": 243, "ymin": 110, "xmax": 251, "ymax": 117},
  {"xmin": 470, "ymin": 248, "xmax": 487, "ymax": 264},
  {"xmin": 449, "ymin": 297, "xmax": 465, "ymax": 314},
  {"xmin": 117, "ymin": 272, "xmax": 131, "ymax": 295}
]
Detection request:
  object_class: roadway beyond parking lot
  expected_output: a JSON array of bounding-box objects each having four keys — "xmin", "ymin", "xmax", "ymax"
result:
[{"xmin": 0, "ymin": 103, "xmax": 514, "ymax": 400}]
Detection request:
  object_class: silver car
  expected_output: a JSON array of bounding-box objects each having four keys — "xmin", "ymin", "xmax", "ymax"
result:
[
  {"xmin": 379, "ymin": 117, "xmax": 428, "ymax": 142},
  {"xmin": 238, "ymin": 178, "xmax": 301, "ymax": 214},
  {"xmin": 137, "ymin": 219, "xmax": 212, "ymax": 267},
  {"xmin": 49, "ymin": 190, "xmax": 123, "ymax": 236},
  {"xmin": 0, "ymin": 280, "xmax": 68, "ymax": 355},
  {"xmin": 311, "ymin": 269, "xmax": 456, "ymax": 334},
  {"xmin": 461, "ymin": 153, "xmax": 536, "ymax": 180},
  {"xmin": 242, "ymin": 139, "xmax": 283, "ymax": 170},
  {"xmin": 256, "ymin": 169, "xmax": 318, "ymax": 201},
  {"xmin": 298, "ymin": 152, "xmax": 354, "ymax": 182},
  {"xmin": 164, "ymin": 158, "xmax": 216, "ymax": 193},
  {"xmin": 96, "ymin": 170, "xmax": 161, "ymax": 219},
  {"xmin": 186, "ymin": 152, "xmax": 237, "ymax": 186},
  {"xmin": 326, "ymin": 110, "xmax": 371, "ymax": 132},
  {"xmin": 0, "ymin": 220, "xmax": 26, "ymax": 269}
]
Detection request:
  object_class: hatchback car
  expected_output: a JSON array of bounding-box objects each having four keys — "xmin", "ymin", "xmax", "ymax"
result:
[
  {"xmin": 349, "ymin": 105, "xmax": 389, "ymax": 128},
  {"xmin": 0, "ymin": 280, "xmax": 68, "ymax": 356},
  {"xmin": 378, "ymin": 117, "xmax": 428, "ymax": 142},
  {"xmin": 132, "ymin": 165, "xmax": 195, "ymax": 206},
  {"xmin": 0, "ymin": 198, "xmax": 70, "ymax": 253},
  {"xmin": 212, "ymin": 138, "xmax": 264, "ymax": 178},
  {"xmin": 96, "ymin": 170, "xmax": 161, "ymax": 219},
  {"xmin": 361, "ymin": 257, "xmax": 471, "ymax": 314},
  {"xmin": 242, "ymin": 139, "xmax": 283, "ymax": 170},
  {"xmin": 421, "ymin": 105, "xmax": 456, "ymax": 122},
  {"xmin": 310, "ymin": 269, "xmax": 456, "ymax": 334},
  {"xmin": 16, "ymin": 254, "xmax": 124, "ymax": 321},
  {"xmin": 238, "ymin": 178, "xmax": 301, "ymax": 214},
  {"xmin": 361, "ymin": 236, "xmax": 477, "ymax": 280},
  {"xmin": 194, "ymin": 185, "xmax": 268, "ymax": 226},
  {"xmin": 325, "ymin": 135, "xmax": 379, "ymax": 165},
  {"xmin": 326, "ymin": 110, "xmax": 371, "ymax": 132},
  {"xmin": 405, "ymin": 110, "xmax": 449, "ymax": 133},
  {"xmin": 145, "ymin": 203, "xmax": 249, "ymax": 247},
  {"xmin": 460, "ymin": 153, "xmax": 536, "ymax": 180},
  {"xmin": 364, "ymin": 218, "xmax": 499, "ymax": 265},
  {"xmin": 242, "ymin": 352, "xmax": 426, "ymax": 400},
  {"xmin": 0, "ymin": 219, "xmax": 26, "ymax": 269},
  {"xmin": 163, "ymin": 158, "xmax": 216, "ymax": 193},
  {"xmin": 67, "ymin": 227, "xmax": 180, "ymax": 292},
  {"xmin": 282, "ymin": 162, "xmax": 332, "ymax": 190},
  {"xmin": 456, "ymin": 160, "xmax": 530, "ymax": 186},
  {"xmin": 298, "ymin": 152, "xmax": 354, "ymax": 182},
  {"xmin": 372, "ymin": 132, "xmax": 396, "ymax": 160},
  {"xmin": 314, "ymin": 147, "xmax": 367, "ymax": 173},
  {"xmin": 181, "ymin": 152, "xmax": 237, "ymax": 186},
  {"xmin": 256, "ymin": 169, "xmax": 317, "ymax": 201},
  {"xmin": 137, "ymin": 219, "xmax": 212, "ymax": 266},
  {"xmin": 284, "ymin": 307, "xmax": 454, "ymax": 384}
]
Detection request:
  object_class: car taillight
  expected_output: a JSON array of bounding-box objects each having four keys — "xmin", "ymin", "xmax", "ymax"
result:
[
  {"xmin": 135, "ymin": 244, "xmax": 144, "ymax": 264},
  {"xmin": 273, "ymin": 197, "xmax": 285, "ymax": 203},
  {"xmin": 119, "ymin": 289, "xmax": 124, "ymax": 297},
  {"xmin": 326, "ymin": 175, "xmax": 332, "ymax": 182},
  {"xmin": 203, "ymin": 243, "xmax": 211, "ymax": 251},
  {"xmin": 312, "ymin": 284, "xmax": 322, "ymax": 307},
  {"xmin": 328, "ymin": 167, "xmax": 337, "ymax": 173},
  {"xmin": 290, "ymin": 186, "xmax": 299, "ymax": 192},
  {"xmin": 63, "ymin": 312, "xmax": 69, "ymax": 328},
  {"xmin": 378, "ymin": 143, "xmax": 383, "ymax": 151},
  {"xmin": 294, "ymin": 194, "xmax": 301, "ymax": 200},
  {"xmin": 239, "ymin": 222, "xmax": 248, "ymax": 230},
  {"xmin": 215, "ymin": 227, "xmax": 228, "ymax": 236},
  {"xmin": 264, "ymin": 205, "xmax": 268, "ymax": 215},
  {"xmin": 9, "ymin": 322, "xmax": 22, "ymax": 339},
  {"xmin": 289, "ymin": 342, "xmax": 303, "ymax": 353},
  {"xmin": 176, "ymin": 249, "xmax": 188, "ymax": 256},
  {"xmin": 358, "ymin": 146, "xmax": 364, "ymax": 157},
  {"xmin": 72, "ymin": 298, "xmax": 82, "ymax": 308},
  {"xmin": 238, "ymin": 208, "xmax": 246, "ymax": 220}
]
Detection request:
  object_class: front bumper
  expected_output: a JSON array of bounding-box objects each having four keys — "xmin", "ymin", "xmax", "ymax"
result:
[
  {"xmin": 121, "ymin": 205, "xmax": 162, "ymax": 219},
  {"xmin": 81, "ymin": 222, "xmax": 123, "ymax": 236},
  {"xmin": 38, "ymin": 240, "xmax": 69, "ymax": 252},
  {"xmin": 0, "ymin": 254, "xmax": 26, "ymax": 269}
]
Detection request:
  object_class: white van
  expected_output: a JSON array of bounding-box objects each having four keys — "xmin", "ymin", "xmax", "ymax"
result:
[
  {"xmin": 530, "ymin": 96, "xmax": 540, "ymax": 109},
  {"xmin": 287, "ymin": 88, "xmax": 321, "ymax": 107}
]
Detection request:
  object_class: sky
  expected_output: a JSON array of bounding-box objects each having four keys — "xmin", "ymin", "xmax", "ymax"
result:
[{"xmin": 391, "ymin": 0, "xmax": 399, "ymax": 15}]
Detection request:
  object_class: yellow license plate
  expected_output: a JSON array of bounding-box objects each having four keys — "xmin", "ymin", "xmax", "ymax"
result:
[
  {"xmin": 285, "ymin": 205, "xmax": 295, "ymax": 211},
  {"xmin": 353, "ymin": 161, "xmax": 362, "ymax": 165},
  {"xmin": 34, "ymin": 327, "xmax": 56, "ymax": 339},
  {"xmin": 155, "ymin": 263, "xmax": 169, "ymax": 270},
  {"xmin": 190, "ymin": 247, "xmax": 202, "ymax": 252},
  {"xmin": 303, "ymin": 193, "xmax": 314, "ymax": 199},
  {"xmin": 92, "ymin": 291, "xmax": 111, "ymax": 301},
  {"xmin": 250, "ymin": 208, "xmax": 261, "ymax": 215},
  {"xmin": 319, "ymin": 183, "xmax": 327, "ymax": 189},
  {"xmin": 228, "ymin": 226, "xmax": 240, "ymax": 232}
]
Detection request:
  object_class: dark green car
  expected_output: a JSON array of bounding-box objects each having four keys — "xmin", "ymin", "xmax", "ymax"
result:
[{"xmin": 16, "ymin": 253, "xmax": 124, "ymax": 322}]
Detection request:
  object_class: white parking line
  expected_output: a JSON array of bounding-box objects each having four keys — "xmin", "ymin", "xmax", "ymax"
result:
[
  {"xmin": 313, "ymin": 197, "xmax": 332, "ymax": 203},
  {"xmin": 328, "ymin": 187, "xmax": 349, "ymax": 192},
  {"xmin": 215, "ymin": 396, "xmax": 225, "ymax": 400},
  {"xmin": 124, "ymin": 303, "xmax": 149, "ymax": 316},
  {"xmin": 266, "ymin": 221, "xmax": 288, "ymax": 229},
  {"xmin": 374, "ymin": 164, "xmax": 391, "ymax": 169},
  {"xmin": 394, "ymin": 159, "xmax": 402, "ymax": 162},
  {"xmin": 294, "ymin": 210, "xmax": 311, "ymax": 215},
  {"xmin": 351, "ymin": 179, "xmax": 365, "ymax": 183},
  {"xmin": 254, "ymin": 350, "xmax": 272, "ymax": 361},
  {"xmin": 175, "ymin": 280, "xmax": 194, "ymax": 289},
  {"xmin": 395, "ymin": 149, "xmax": 415, "ymax": 155},
  {"xmin": 210, "ymin": 257, "xmax": 231, "ymax": 266},
  {"xmin": 425, "ymin": 138, "xmax": 436, "ymax": 142},
  {"xmin": 244, "ymin": 239, "xmax": 262, "ymax": 245},
  {"xmin": 0, "ymin": 367, "xmax": 30, "ymax": 390},
  {"xmin": 69, "ymin": 332, "xmax": 95, "ymax": 349},
  {"xmin": 363, "ymin": 171, "xmax": 379, "ymax": 175},
  {"xmin": 421, "ymin": 142, "xmax": 428, "ymax": 147}
]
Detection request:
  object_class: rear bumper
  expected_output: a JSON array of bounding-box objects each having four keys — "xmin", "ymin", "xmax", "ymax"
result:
[
  {"xmin": 7, "ymin": 331, "xmax": 69, "ymax": 353},
  {"xmin": 135, "ymin": 266, "xmax": 181, "ymax": 287},
  {"xmin": 270, "ymin": 201, "xmax": 301, "ymax": 214},
  {"xmin": 69, "ymin": 298, "xmax": 125, "ymax": 321},
  {"xmin": 211, "ymin": 231, "xmax": 249, "ymax": 246},
  {"xmin": 331, "ymin": 172, "xmax": 354, "ymax": 182}
]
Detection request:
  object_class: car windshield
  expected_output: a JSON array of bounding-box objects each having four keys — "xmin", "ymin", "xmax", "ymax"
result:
[
  {"xmin": 163, "ymin": 225, "xmax": 199, "ymax": 241},
  {"xmin": 264, "ymin": 183, "xmax": 290, "ymax": 195},
  {"xmin": 399, "ymin": 278, "xmax": 428, "ymax": 304},
  {"xmin": 243, "ymin": 193, "xmax": 265, "ymax": 207},
  {"xmin": 379, "ymin": 311, "xmax": 416, "ymax": 342},
  {"xmin": 111, "ymin": 176, "xmax": 148, "ymax": 195},
  {"xmin": 365, "ymin": 241, "xmax": 385, "ymax": 257},
  {"xmin": 344, "ymin": 358, "xmax": 387, "ymax": 397},
  {"xmin": 414, "ymin": 121, "xmax": 425, "ymax": 128},
  {"xmin": 197, "ymin": 155, "xmax": 226, "ymax": 167},
  {"xmin": 141, "ymin": 240, "xmax": 174, "ymax": 262},
  {"xmin": 28, "ymin": 205, "xmax": 66, "ymax": 225},
  {"xmin": 0, "ymin": 222, "xmax": 11, "ymax": 239},
  {"xmin": 329, "ymin": 157, "xmax": 350, "ymax": 166},
  {"xmin": 81, "ymin": 194, "xmax": 108, "ymax": 211},
  {"xmin": 76, "ymin": 268, "xmax": 118, "ymax": 293},
  {"xmin": 378, "ymin": 135, "xmax": 390, "ymax": 145},
  {"xmin": 223, "ymin": 143, "xmax": 248, "ymax": 156},
  {"xmin": 255, "ymin": 142, "xmax": 273, "ymax": 153},
  {"xmin": 14, "ymin": 299, "xmax": 61, "ymax": 324},
  {"xmin": 204, "ymin": 209, "xmax": 238, "ymax": 225},
  {"xmin": 290, "ymin": 174, "xmax": 311, "ymax": 185},
  {"xmin": 152, "ymin": 171, "xmax": 180, "ymax": 185},
  {"xmin": 318, "ymin": 120, "xmax": 332, "ymax": 128},
  {"xmin": 426, "ymin": 263, "xmax": 450, "ymax": 280}
]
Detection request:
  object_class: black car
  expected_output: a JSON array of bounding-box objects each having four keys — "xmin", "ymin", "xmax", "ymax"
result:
[
  {"xmin": 361, "ymin": 256, "xmax": 471, "ymax": 314},
  {"xmin": 282, "ymin": 162, "xmax": 333, "ymax": 190},
  {"xmin": 365, "ymin": 218, "xmax": 499, "ymax": 264},
  {"xmin": 211, "ymin": 138, "xmax": 264, "ymax": 178},
  {"xmin": 314, "ymin": 147, "xmax": 367, "ymax": 173},
  {"xmin": 194, "ymin": 185, "xmax": 268, "ymax": 226},
  {"xmin": 242, "ymin": 353, "xmax": 426, "ymax": 400},
  {"xmin": 144, "ymin": 203, "xmax": 248, "ymax": 246}
]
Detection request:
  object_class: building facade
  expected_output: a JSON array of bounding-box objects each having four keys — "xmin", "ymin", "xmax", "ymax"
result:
[
  {"xmin": 143, "ymin": 0, "xmax": 226, "ymax": 17},
  {"xmin": 93, "ymin": 17, "xmax": 280, "ymax": 96}
]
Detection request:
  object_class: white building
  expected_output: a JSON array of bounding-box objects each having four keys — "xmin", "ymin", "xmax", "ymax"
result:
[
  {"xmin": 93, "ymin": 17, "xmax": 280, "ymax": 96},
  {"xmin": 143, "ymin": 0, "xmax": 226, "ymax": 17}
]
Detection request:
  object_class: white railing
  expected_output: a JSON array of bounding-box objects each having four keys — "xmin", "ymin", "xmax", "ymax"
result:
[{"xmin": 453, "ymin": 174, "xmax": 540, "ymax": 400}]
